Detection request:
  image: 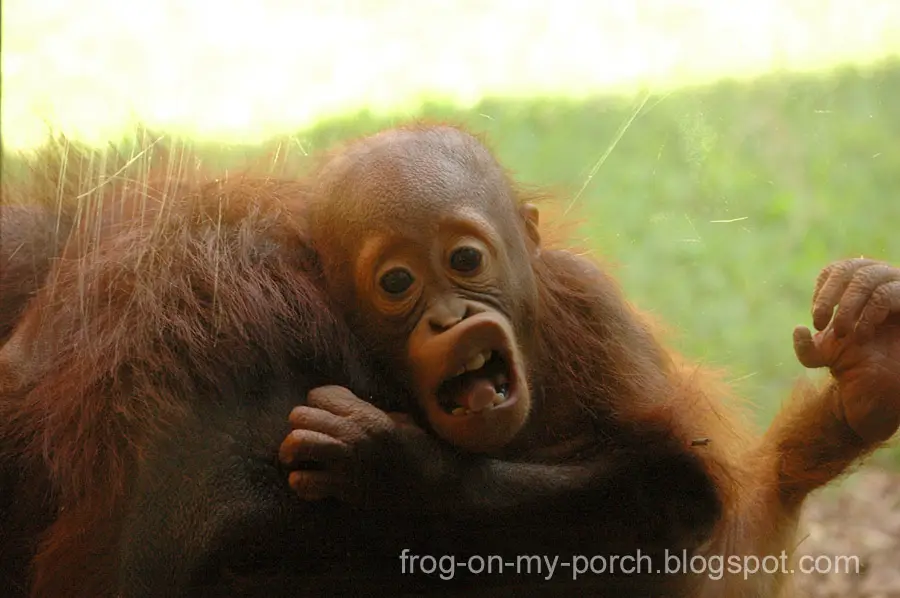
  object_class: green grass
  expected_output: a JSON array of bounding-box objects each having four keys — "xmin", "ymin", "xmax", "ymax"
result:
[
  {"xmin": 314, "ymin": 61, "xmax": 900, "ymax": 454},
  {"xmin": 230, "ymin": 59, "xmax": 900, "ymax": 466},
  {"xmin": 8, "ymin": 59, "xmax": 900, "ymax": 464},
  {"xmin": 5, "ymin": 0, "xmax": 900, "ymax": 149}
]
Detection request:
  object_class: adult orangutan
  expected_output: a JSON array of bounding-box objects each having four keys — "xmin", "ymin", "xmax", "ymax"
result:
[
  {"xmin": 0, "ymin": 126, "xmax": 897, "ymax": 598},
  {"xmin": 0, "ymin": 152, "xmax": 412, "ymax": 597},
  {"xmin": 278, "ymin": 124, "xmax": 900, "ymax": 596}
]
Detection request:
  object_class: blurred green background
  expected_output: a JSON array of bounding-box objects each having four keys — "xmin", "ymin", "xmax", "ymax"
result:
[
  {"xmin": 294, "ymin": 65, "xmax": 900, "ymax": 467},
  {"xmin": 4, "ymin": 1, "xmax": 900, "ymax": 464}
]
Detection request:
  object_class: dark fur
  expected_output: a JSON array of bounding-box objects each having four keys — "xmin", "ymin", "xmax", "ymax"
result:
[
  {"xmin": 1, "ymin": 129, "xmax": 897, "ymax": 598},
  {"xmin": 0, "ymin": 155, "xmax": 413, "ymax": 595}
]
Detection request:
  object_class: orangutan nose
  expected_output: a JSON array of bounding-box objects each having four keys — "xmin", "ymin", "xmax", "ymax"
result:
[{"xmin": 426, "ymin": 298, "xmax": 477, "ymax": 333}]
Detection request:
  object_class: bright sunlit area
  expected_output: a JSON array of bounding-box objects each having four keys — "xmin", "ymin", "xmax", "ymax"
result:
[
  {"xmin": 4, "ymin": 3, "xmax": 900, "ymax": 595},
  {"xmin": 3, "ymin": 0, "xmax": 900, "ymax": 148}
]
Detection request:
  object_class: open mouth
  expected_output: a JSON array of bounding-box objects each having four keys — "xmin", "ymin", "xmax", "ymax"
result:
[{"xmin": 435, "ymin": 349, "xmax": 514, "ymax": 416}]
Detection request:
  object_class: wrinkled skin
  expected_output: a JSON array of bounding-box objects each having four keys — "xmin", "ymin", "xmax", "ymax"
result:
[
  {"xmin": 1, "ymin": 129, "xmax": 898, "ymax": 597},
  {"xmin": 794, "ymin": 258, "xmax": 900, "ymax": 444},
  {"xmin": 279, "ymin": 125, "xmax": 900, "ymax": 597}
]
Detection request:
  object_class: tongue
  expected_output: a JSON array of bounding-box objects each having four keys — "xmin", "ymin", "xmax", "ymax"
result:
[{"xmin": 461, "ymin": 378, "xmax": 497, "ymax": 412}]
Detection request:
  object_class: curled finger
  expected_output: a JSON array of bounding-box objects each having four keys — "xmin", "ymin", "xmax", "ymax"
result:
[
  {"xmin": 856, "ymin": 280, "xmax": 900, "ymax": 344},
  {"xmin": 289, "ymin": 405, "xmax": 352, "ymax": 438},
  {"xmin": 793, "ymin": 325, "xmax": 828, "ymax": 369},
  {"xmin": 832, "ymin": 264, "xmax": 898, "ymax": 338},
  {"xmin": 308, "ymin": 387, "xmax": 392, "ymax": 432},
  {"xmin": 308, "ymin": 385, "xmax": 382, "ymax": 417},
  {"xmin": 812, "ymin": 259, "xmax": 880, "ymax": 332},
  {"xmin": 279, "ymin": 428, "xmax": 349, "ymax": 467}
]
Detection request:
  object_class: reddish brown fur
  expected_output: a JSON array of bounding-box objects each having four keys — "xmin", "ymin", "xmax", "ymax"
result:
[
  {"xmin": 525, "ymin": 146, "xmax": 899, "ymax": 598},
  {"xmin": 516, "ymin": 141, "xmax": 896, "ymax": 597},
  {"xmin": 281, "ymin": 123, "xmax": 899, "ymax": 597},
  {"xmin": 0, "ymin": 142, "xmax": 384, "ymax": 596},
  {"xmin": 529, "ymin": 238, "xmax": 880, "ymax": 594},
  {"xmin": 1, "ymin": 126, "xmax": 898, "ymax": 598}
]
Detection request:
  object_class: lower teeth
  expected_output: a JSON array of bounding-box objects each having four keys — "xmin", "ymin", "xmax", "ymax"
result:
[{"xmin": 450, "ymin": 391, "xmax": 507, "ymax": 416}]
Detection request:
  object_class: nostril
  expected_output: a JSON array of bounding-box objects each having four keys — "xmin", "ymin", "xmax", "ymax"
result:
[
  {"xmin": 429, "ymin": 315, "xmax": 462, "ymax": 333},
  {"xmin": 425, "ymin": 300, "xmax": 473, "ymax": 333}
]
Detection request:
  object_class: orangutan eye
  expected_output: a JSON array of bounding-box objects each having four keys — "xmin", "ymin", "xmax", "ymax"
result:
[
  {"xmin": 379, "ymin": 268, "xmax": 415, "ymax": 295},
  {"xmin": 449, "ymin": 246, "xmax": 483, "ymax": 273}
]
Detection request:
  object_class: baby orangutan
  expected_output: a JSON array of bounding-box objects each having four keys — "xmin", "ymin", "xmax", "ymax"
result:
[
  {"xmin": 279, "ymin": 124, "xmax": 900, "ymax": 596},
  {"xmin": 297, "ymin": 127, "xmax": 544, "ymax": 455}
]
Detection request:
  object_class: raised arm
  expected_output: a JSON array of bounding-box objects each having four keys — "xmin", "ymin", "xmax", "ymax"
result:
[{"xmin": 763, "ymin": 258, "xmax": 900, "ymax": 504}]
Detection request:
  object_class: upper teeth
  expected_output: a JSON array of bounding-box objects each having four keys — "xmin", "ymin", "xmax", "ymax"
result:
[{"xmin": 455, "ymin": 350, "xmax": 492, "ymax": 376}]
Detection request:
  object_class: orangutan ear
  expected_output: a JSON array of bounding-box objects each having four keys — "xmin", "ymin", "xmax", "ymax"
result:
[{"xmin": 520, "ymin": 203, "xmax": 541, "ymax": 254}]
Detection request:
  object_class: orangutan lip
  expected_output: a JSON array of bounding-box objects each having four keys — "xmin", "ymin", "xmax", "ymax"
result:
[{"xmin": 436, "ymin": 349, "xmax": 515, "ymax": 415}]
